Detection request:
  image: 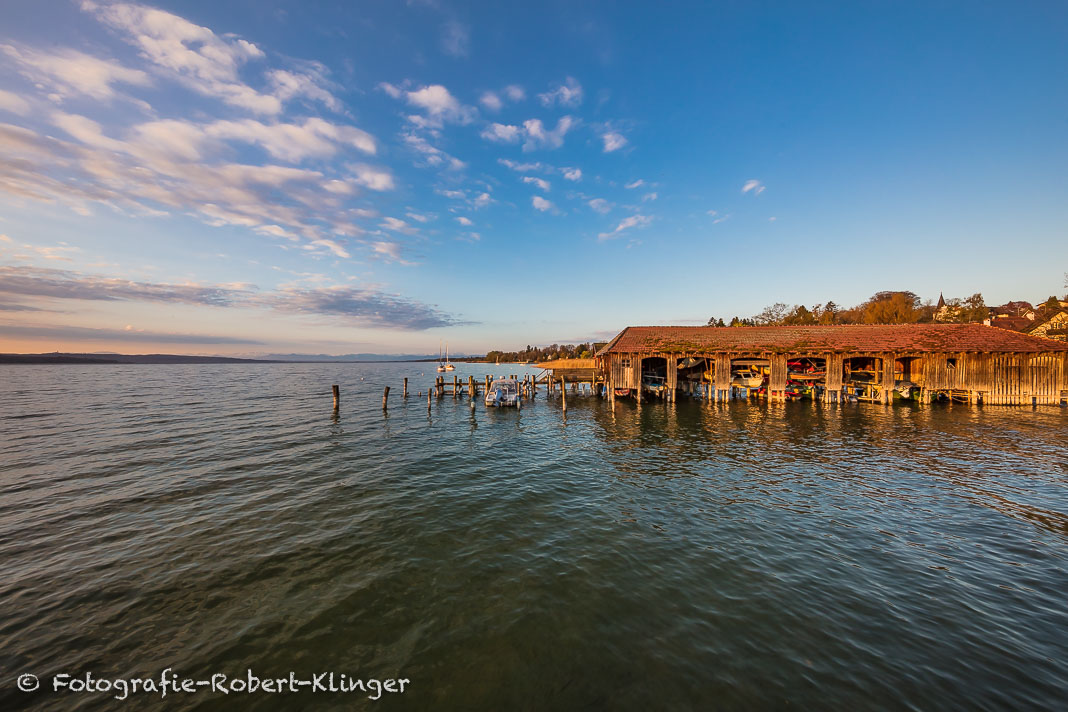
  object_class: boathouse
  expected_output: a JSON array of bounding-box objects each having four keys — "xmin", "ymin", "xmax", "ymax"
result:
[{"xmin": 595, "ymin": 324, "xmax": 1068, "ymax": 405}]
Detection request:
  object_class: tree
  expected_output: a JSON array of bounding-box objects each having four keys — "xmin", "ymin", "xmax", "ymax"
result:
[
  {"xmin": 817, "ymin": 301, "xmax": 838, "ymax": 324},
  {"xmin": 716, "ymin": 318, "xmax": 726, "ymax": 327},
  {"xmin": 783, "ymin": 304, "xmax": 816, "ymax": 325},
  {"xmin": 962, "ymin": 293, "xmax": 987, "ymax": 322},
  {"xmin": 754, "ymin": 302, "xmax": 791, "ymax": 325},
  {"xmin": 861, "ymin": 291, "xmax": 922, "ymax": 324}
]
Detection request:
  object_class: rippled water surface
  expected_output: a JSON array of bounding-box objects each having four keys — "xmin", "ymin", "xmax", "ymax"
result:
[{"xmin": 2, "ymin": 363, "xmax": 1067, "ymax": 710}]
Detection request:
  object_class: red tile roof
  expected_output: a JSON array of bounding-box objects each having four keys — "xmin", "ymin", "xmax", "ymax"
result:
[
  {"xmin": 988, "ymin": 317, "xmax": 1033, "ymax": 332},
  {"xmin": 596, "ymin": 324, "xmax": 1068, "ymax": 355}
]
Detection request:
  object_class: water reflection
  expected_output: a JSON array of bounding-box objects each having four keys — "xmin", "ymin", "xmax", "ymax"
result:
[{"xmin": 0, "ymin": 364, "xmax": 1066, "ymax": 711}]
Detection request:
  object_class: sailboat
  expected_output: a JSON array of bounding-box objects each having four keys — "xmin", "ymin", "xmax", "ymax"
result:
[
  {"xmin": 436, "ymin": 342, "xmax": 455, "ymax": 372},
  {"xmin": 444, "ymin": 342, "xmax": 455, "ymax": 371}
]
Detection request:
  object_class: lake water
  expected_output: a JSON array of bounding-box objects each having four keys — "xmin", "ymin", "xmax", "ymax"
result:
[{"xmin": 1, "ymin": 363, "xmax": 1066, "ymax": 710}]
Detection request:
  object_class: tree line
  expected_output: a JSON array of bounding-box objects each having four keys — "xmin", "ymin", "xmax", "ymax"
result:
[
  {"xmin": 709, "ymin": 290, "xmax": 990, "ymax": 327},
  {"xmin": 482, "ymin": 342, "xmax": 597, "ymax": 363}
]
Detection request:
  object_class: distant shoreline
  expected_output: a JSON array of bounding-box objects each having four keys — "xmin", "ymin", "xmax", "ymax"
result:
[{"xmin": 0, "ymin": 353, "xmax": 516, "ymax": 365}]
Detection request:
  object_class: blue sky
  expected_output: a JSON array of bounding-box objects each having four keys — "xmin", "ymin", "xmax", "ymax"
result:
[{"xmin": 1, "ymin": 1, "xmax": 1065, "ymax": 354}]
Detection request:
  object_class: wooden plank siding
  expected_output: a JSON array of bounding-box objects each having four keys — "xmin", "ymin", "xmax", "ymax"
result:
[
  {"xmin": 598, "ymin": 340, "xmax": 1068, "ymax": 405},
  {"xmin": 715, "ymin": 354, "xmax": 731, "ymax": 388}
]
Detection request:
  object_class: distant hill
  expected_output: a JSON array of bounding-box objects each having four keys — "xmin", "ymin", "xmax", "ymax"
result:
[
  {"xmin": 259, "ymin": 353, "xmax": 477, "ymax": 362},
  {"xmin": 0, "ymin": 353, "xmax": 279, "ymax": 365},
  {"xmin": 0, "ymin": 352, "xmax": 489, "ymax": 364}
]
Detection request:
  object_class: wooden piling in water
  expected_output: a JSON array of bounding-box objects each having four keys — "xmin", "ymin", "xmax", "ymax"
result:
[
  {"xmin": 403, "ymin": 378, "xmax": 408, "ymax": 398},
  {"xmin": 468, "ymin": 375, "xmax": 475, "ymax": 398},
  {"xmin": 382, "ymin": 386, "xmax": 390, "ymax": 410},
  {"xmin": 561, "ymin": 377, "xmax": 566, "ymax": 413},
  {"xmin": 332, "ymin": 384, "xmax": 340, "ymax": 410}
]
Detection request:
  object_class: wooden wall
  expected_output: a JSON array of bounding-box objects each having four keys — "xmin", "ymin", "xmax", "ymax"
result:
[
  {"xmin": 601, "ymin": 350, "xmax": 1067, "ymax": 404},
  {"xmin": 769, "ymin": 354, "xmax": 788, "ymax": 391},
  {"xmin": 825, "ymin": 353, "xmax": 844, "ymax": 391}
]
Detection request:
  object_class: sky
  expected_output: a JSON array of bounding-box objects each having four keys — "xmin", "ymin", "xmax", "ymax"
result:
[{"xmin": 0, "ymin": 1, "xmax": 1066, "ymax": 355}]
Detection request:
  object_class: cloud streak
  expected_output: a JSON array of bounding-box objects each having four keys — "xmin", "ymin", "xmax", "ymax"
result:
[
  {"xmin": 598, "ymin": 214, "xmax": 652, "ymax": 241},
  {"xmin": 0, "ymin": 265, "xmax": 461, "ymax": 330}
]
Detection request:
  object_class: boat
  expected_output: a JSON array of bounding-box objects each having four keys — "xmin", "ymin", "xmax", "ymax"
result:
[
  {"xmin": 894, "ymin": 380, "xmax": 919, "ymax": 400},
  {"xmin": 436, "ymin": 342, "xmax": 456, "ymax": 372},
  {"xmin": 641, "ymin": 373, "xmax": 669, "ymax": 397},
  {"xmin": 731, "ymin": 368, "xmax": 764, "ymax": 388},
  {"xmin": 485, "ymin": 378, "xmax": 520, "ymax": 407}
]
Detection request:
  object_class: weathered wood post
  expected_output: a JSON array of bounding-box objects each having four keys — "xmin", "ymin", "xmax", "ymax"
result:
[
  {"xmin": 427, "ymin": 387, "xmax": 431, "ymax": 410},
  {"xmin": 382, "ymin": 386, "xmax": 390, "ymax": 410},
  {"xmin": 403, "ymin": 377, "xmax": 408, "ymax": 398},
  {"xmin": 332, "ymin": 384, "xmax": 340, "ymax": 410},
  {"xmin": 485, "ymin": 375, "xmax": 491, "ymax": 393},
  {"xmin": 453, "ymin": 375, "xmax": 458, "ymax": 399},
  {"xmin": 561, "ymin": 377, "xmax": 566, "ymax": 413},
  {"xmin": 881, "ymin": 353, "xmax": 896, "ymax": 405},
  {"xmin": 468, "ymin": 375, "xmax": 475, "ymax": 398}
]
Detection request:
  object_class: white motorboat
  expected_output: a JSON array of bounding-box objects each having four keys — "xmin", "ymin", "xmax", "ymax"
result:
[{"xmin": 485, "ymin": 378, "xmax": 520, "ymax": 407}]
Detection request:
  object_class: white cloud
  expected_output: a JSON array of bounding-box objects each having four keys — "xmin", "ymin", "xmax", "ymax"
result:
[
  {"xmin": 522, "ymin": 176, "xmax": 550, "ymax": 191},
  {"xmin": 380, "ymin": 217, "xmax": 416, "ymax": 234},
  {"xmin": 307, "ymin": 238, "xmax": 349, "ymax": 258},
  {"xmin": 742, "ymin": 179, "xmax": 765, "ymax": 195},
  {"xmin": 370, "ymin": 240, "xmax": 404, "ymax": 262},
  {"xmin": 206, "ymin": 117, "xmax": 375, "ymax": 162},
  {"xmin": 377, "ymin": 82, "xmax": 403, "ymax": 99},
  {"xmin": 602, "ymin": 131, "xmax": 627, "ymax": 152},
  {"xmin": 1, "ymin": 44, "xmax": 151, "ymax": 101},
  {"xmin": 406, "ymin": 212, "xmax": 431, "ymax": 223},
  {"xmin": 480, "ymin": 122, "xmax": 520, "ymax": 143},
  {"xmin": 0, "ymin": 89, "xmax": 30, "ymax": 115},
  {"xmin": 84, "ymin": 1, "xmax": 281, "ymax": 114},
  {"xmin": 349, "ymin": 163, "xmax": 394, "ymax": 191},
  {"xmin": 498, "ymin": 158, "xmax": 542, "ymax": 172},
  {"xmin": 538, "ymin": 77, "xmax": 582, "ymax": 107},
  {"xmin": 624, "ymin": 179, "xmax": 644, "ymax": 189},
  {"xmin": 706, "ymin": 209, "xmax": 717, "ymax": 216},
  {"xmin": 532, "ymin": 196, "xmax": 553, "ymax": 212},
  {"xmin": 642, "ymin": 192, "xmax": 658, "ymax": 202},
  {"xmin": 323, "ymin": 180, "xmax": 354, "ymax": 195},
  {"xmin": 598, "ymin": 214, "xmax": 652, "ymax": 241},
  {"xmin": 482, "ymin": 117, "xmax": 574, "ymax": 150},
  {"xmin": 441, "ymin": 21, "xmax": 469, "ymax": 58},
  {"xmin": 562, "ymin": 167, "xmax": 581, "ymax": 181},
  {"xmin": 404, "ymin": 84, "xmax": 475, "ymax": 126},
  {"xmin": 401, "ymin": 132, "xmax": 463, "ymax": 170},
  {"xmin": 472, "ymin": 192, "xmax": 492, "ymax": 208},
  {"xmin": 266, "ymin": 67, "xmax": 340, "ymax": 111},
  {"xmin": 480, "ymin": 91, "xmax": 502, "ymax": 111},
  {"xmin": 588, "ymin": 198, "xmax": 611, "ymax": 214},
  {"xmin": 769, "ymin": 216, "xmax": 777, "ymax": 222},
  {"xmin": 503, "ymin": 85, "xmax": 525, "ymax": 102},
  {"xmin": 522, "ymin": 116, "xmax": 574, "ymax": 151},
  {"xmin": 456, "ymin": 216, "xmax": 473, "ymax": 226}
]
